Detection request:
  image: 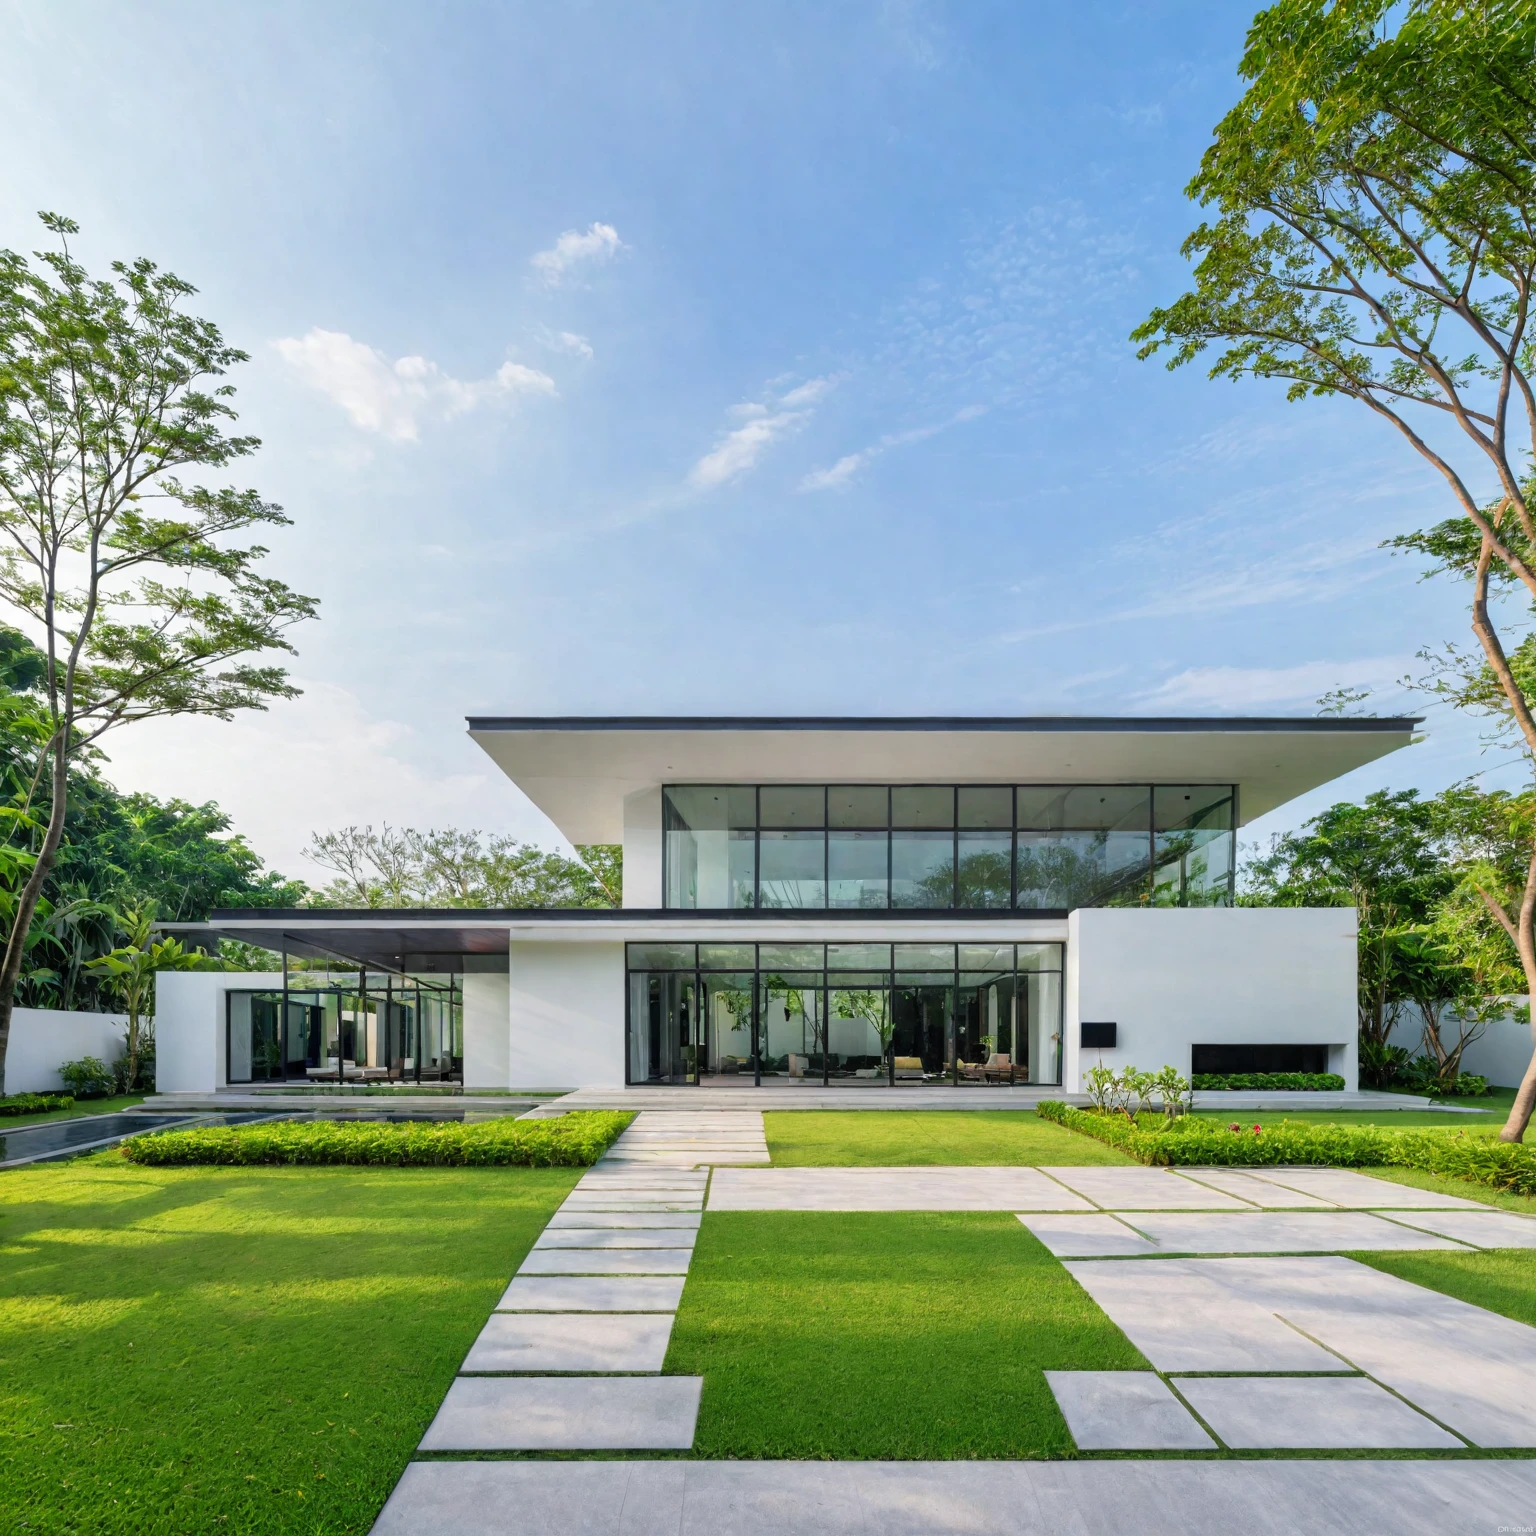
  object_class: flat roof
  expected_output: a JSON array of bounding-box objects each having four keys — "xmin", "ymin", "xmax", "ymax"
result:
[{"xmin": 465, "ymin": 715, "xmax": 1420, "ymax": 841}]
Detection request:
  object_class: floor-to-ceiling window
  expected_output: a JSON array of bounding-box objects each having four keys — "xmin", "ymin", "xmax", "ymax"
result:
[
  {"xmin": 624, "ymin": 941, "xmax": 1064, "ymax": 1086},
  {"xmin": 661, "ymin": 784, "xmax": 1236, "ymax": 910}
]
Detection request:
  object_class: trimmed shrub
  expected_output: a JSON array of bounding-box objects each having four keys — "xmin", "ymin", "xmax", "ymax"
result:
[
  {"xmin": 59, "ymin": 1056, "xmax": 116, "ymax": 1098},
  {"xmin": 1191, "ymin": 1072, "xmax": 1344, "ymax": 1091},
  {"xmin": 1035, "ymin": 1101, "xmax": 1536, "ymax": 1197},
  {"xmin": 0, "ymin": 1092, "xmax": 76, "ymax": 1117},
  {"xmin": 120, "ymin": 1109, "xmax": 633, "ymax": 1168}
]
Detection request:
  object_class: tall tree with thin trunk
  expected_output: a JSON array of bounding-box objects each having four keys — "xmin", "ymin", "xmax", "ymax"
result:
[
  {"xmin": 1132, "ymin": 0, "xmax": 1536, "ymax": 1140},
  {"xmin": 0, "ymin": 214, "xmax": 316, "ymax": 1092}
]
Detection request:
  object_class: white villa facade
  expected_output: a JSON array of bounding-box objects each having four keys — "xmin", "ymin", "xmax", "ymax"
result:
[{"xmin": 158, "ymin": 715, "xmax": 1415, "ymax": 1096}]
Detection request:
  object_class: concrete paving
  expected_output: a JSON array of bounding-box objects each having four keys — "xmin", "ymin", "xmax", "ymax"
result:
[
  {"xmin": 708, "ymin": 1166, "xmax": 1095, "ymax": 1211},
  {"xmin": 495, "ymin": 1275, "xmax": 686, "ymax": 1312},
  {"xmin": 417, "ymin": 1376, "xmax": 702, "ymax": 1451},
  {"xmin": 1377, "ymin": 1208, "xmax": 1536, "ymax": 1248},
  {"xmin": 461, "ymin": 1312, "xmax": 675, "ymax": 1373},
  {"xmin": 535, "ymin": 1227, "xmax": 700, "ymax": 1249},
  {"xmin": 1017, "ymin": 1213, "xmax": 1160, "ymax": 1258},
  {"xmin": 1044, "ymin": 1371, "xmax": 1215, "ymax": 1450},
  {"xmin": 1122, "ymin": 1210, "xmax": 1471, "ymax": 1254},
  {"xmin": 1039, "ymin": 1166, "xmax": 1255, "ymax": 1210},
  {"xmin": 371, "ymin": 1457, "xmax": 1536, "ymax": 1534},
  {"xmin": 1171, "ymin": 1168, "xmax": 1340, "ymax": 1208},
  {"xmin": 518, "ymin": 1246, "xmax": 696, "ymax": 1275},
  {"xmin": 1238, "ymin": 1167, "xmax": 1485, "ymax": 1209},
  {"xmin": 546, "ymin": 1210, "xmax": 702, "ymax": 1229},
  {"xmin": 1174, "ymin": 1375, "xmax": 1463, "ymax": 1450}
]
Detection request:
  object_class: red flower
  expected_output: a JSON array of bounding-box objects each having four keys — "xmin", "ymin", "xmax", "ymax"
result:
[
  {"xmin": 1252, "ymin": 1124, "xmax": 1263, "ymax": 1135},
  {"xmin": 1227, "ymin": 1121, "xmax": 1241, "ymax": 1132}
]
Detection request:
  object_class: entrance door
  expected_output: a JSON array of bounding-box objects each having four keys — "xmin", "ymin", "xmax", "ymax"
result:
[
  {"xmin": 628, "ymin": 971, "xmax": 700, "ymax": 1084},
  {"xmin": 893, "ymin": 978, "xmax": 953, "ymax": 1081}
]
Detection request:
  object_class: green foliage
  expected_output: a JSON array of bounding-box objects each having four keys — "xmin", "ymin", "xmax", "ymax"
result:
[
  {"xmin": 760, "ymin": 1109, "xmax": 1134, "ymax": 1166},
  {"xmin": 120, "ymin": 1109, "xmax": 632, "ymax": 1167},
  {"xmin": 0, "ymin": 1091, "xmax": 73, "ymax": 1116},
  {"xmin": 1037, "ymin": 1102, "xmax": 1536, "ymax": 1195},
  {"xmin": 1191, "ymin": 1071, "xmax": 1344, "ymax": 1090},
  {"xmin": 58, "ymin": 1055, "xmax": 115, "ymax": 1097},
  {"xmin": 302, "ymin": 823, "xmax": 622, "ymax": 908}
]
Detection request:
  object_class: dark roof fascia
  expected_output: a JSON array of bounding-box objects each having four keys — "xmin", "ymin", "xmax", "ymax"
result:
[
  {"xmin": 196, "ymin": 907, "xmax": 1073, "ymax": 924},
  {"xmin": 464, "ymin": 715, "xmax": 1422, "ymax": 734}
]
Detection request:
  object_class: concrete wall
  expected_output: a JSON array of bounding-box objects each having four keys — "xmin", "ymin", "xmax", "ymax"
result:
[
  {"xmin": 509, "ymin": 941, "xmax": 626, "ymax": 1089},
  {"xmin": 622, "ymin": 787, "xmax": 663, "ymax": 908},
  {"xmin": 1388, "ymin": 1006, "xmax": 1534, "ymax": 1090},
  {"xmin": 1064, "ymin": 907, "xmax": 1358, "ymax": 1093},
  {"xmin": 462, "ymin": 972, "xmax": 511, "ymax": 1089},
  {"xmin": 5, "ymin": 1007, "xmax": 130, "ymax": 1093},
  {"xmin": 156, "ymin": 971, "xmax": 284, "ymax": 1093}
]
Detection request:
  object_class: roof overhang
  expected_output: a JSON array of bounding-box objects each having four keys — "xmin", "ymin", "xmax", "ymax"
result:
[{"xmin": 465, "ymin": 715, "xmax": 1421, "ymax": 842}]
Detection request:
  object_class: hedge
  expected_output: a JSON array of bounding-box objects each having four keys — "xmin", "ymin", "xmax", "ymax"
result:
[
  {"xmin": 120, "ymin": 1110, "xmax": 633, "ymax": 1168},
  {"xmin": 0, "ymin": 1093, "xmax": 76, "ymax": 1117},
  {"xmin": 1036, "ymin": 1101, "xmax": 1536, "ymax": 1198},
  {"xmin": 1191, "ymin": 1072, "xmax": 1344, "ymax": 1092}
]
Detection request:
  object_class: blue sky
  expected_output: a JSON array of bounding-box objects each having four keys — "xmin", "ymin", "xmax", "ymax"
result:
[{"xmin": 0, "ymin": 1, "xmax": 1523, "ymax": 879}]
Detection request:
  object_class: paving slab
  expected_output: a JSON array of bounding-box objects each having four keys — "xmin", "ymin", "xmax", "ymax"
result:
[
  {"xmin": 417, "ymin": 1375, "xmax": 702, "ymax": 1451},
  {"xmin": 1125, "ymin": 1210, "xmax": 1470, "ymax": 1255},
  {"xmin": 1175, "ymin": 1375, "xmax": 1463, "ymax": 1449},
  {"xmin": 495, "ymin": 1275, "xmax": 686, "ymax": 1312},
  {"xmin": 1172, "ymin": 1168, "xmax": 1340, "ymax": 1208},
  {"xmin": 560, "ymin": 1197, "xmax": 704, "ymax": 1212},
  {"xmin": 1240, "ymin": 1168, "xmax": 1485, "ymax": 1209},
  {"xmin": 1377, "ymin": 1209, "xmax": 1536, "ymax": 1248},
  {"xmin": 1195, "ymin": 1255, "xmax": 1536, "ymax": 1448},
  {"xmin": 461, "ymin": 1311, "xmax": 674, "ymax": 1373},
  {"xmin": 371, "ymin": 1456, "xmax": 1536, "ymax": 1535},
  {"xmin": 1017, "ymin": 1213, "xmax": 1161, "ymax": 1258},
  {"xmin": 708, "ymin": 1166, "xmax": 1094, "ymax": 1211},
  {"xmin": 547, "ymin": 1210, "xmax": 702, "ymax": 1229},
  {"xmin": 1040, "ymin": 1166, "xmax": 1255, "ymax": 1210},
  {"xmin": 1045, "ymin": 1371, "xmax": 1215, "ymax": 1450},
  {"xmin": 536, "ymin": 1227, "xmax": 700, "ymax": 1249},
  {"xmin": 518, "ymin": 1246, "xmax": 695, "ymax": 1276},
  {"xmin": 1065, "ymin": 1259, "xmax": 1350, "ymax": 1372}
]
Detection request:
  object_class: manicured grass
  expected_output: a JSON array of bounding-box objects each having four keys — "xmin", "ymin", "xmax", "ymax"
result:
[
  {"xmin": 0, "ymin": 1156, "xmax": 576, "ymax": 1534},
  {"xmin": 1356, "ymin": 1248, "xmax": 1536, "ymax": 1330},
  {"xmin": 665, "ymin": 1212, "xmax": 1146, "ymax": 1459},
  {"xmin": 1, "ymin": 1094, "xmax": 145, "ymax": 1130},
  {"xmin": 765, "ymin": 1110, "xmax": 1135, "ymax": 1166},
  {"xmin": 1359, "ymin": 1164, "xmax": 1536, "ymax": 1215}
]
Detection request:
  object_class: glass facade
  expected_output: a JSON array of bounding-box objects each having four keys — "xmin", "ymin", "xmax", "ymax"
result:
[
  {"xmin": 662, "ymin": 784, "xmax": 1236, "ymax": 910},
  {"xmin": 624, "ymin": 941, "xmax": 1064, "ymax": 1087},
  {"xmin": 225, "ymin": 973, "xmax": 464, "ymax": 1084}
]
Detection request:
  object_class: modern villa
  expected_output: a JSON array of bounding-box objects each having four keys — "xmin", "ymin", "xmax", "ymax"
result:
[{"xmin": 157, "ymin": 715, "xmax": 1416, "ymax": 1096}]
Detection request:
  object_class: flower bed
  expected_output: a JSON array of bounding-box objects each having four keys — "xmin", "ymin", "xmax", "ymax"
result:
[
  {"xmin": 1190, "ymin": 1072, "xmax": 1344, "ymax": 1091},
  {"xmin": 120, "ymin": 1110, "xmax": 633, "ymax": 1168},
  {"xmin": 1035, "ymin": 1101, "xmax": 1536, "ymax": 1197},
  {"xmin": 0, "ymin": 1093, "xmax": 76, "ymax": 1118}
]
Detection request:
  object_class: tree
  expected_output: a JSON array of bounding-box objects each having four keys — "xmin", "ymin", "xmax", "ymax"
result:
[
  {"xmin": 1133, "ymin": 0, "xmax": 1536, "ymax": 1139},
  {"xmin": 85, "ymin": 905, "xmax": 221, "ymax": 1090},
  {"xmin": 302, "ymin": 825, "xmax": 622, "ymax": 908}
]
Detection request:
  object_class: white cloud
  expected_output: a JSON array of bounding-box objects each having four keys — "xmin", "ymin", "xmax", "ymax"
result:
[
  {"xmin": 552, "ymin": 330, "xmax": 593, "ymax": 359},
  {"xmin": 799, "ymin": 406, "xmax": 983, "ymax": 492},
  {"xmin": 1134, "ymin": 656, "xmax": 1416, "ymax": 713},
  {"xmin": 275, "ymin": 329, "xmax": 554, "ymax": 441},
  {"xmin": 688, "ymin": 376, "xmax": 839, "ymax": 490},
  {"xmin": 529, "ymin": 222, "xmax": 625, "ymax": 287}
]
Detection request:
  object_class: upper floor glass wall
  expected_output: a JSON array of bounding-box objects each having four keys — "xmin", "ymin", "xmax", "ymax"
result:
[{"xmin": 662, "ymin": 784, "xmax": 1234, "ymax": 910}]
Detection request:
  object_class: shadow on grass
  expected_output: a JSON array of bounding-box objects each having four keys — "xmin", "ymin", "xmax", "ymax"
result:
[
  {"xmin": 0, "ymin": 1156, "xmax": 577, "ymax": 1534},
  {"xmin": 764, "ymin": 1111, "xmax": 1137, "ymax": 1167}
]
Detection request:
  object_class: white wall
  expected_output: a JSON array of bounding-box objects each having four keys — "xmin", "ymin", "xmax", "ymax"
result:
[
  {"xmin": 1388, "ymin": 1007, "xmax": 1534, "ymax": 1090},
  {"xmin": 509, "ymin": 941, "xmax": 626, "ymax": 1089},
  {"xmin": 156, "ymin": 971, "xmax": 284, "ymax": 1093},
  {"xmin": 1064, "ymin": 908, "xmax": 1358, "ymax": 1093},
  {"xmin": 462, "ymin": 971, "xmax": 511, "ymax": 1089},
  {"xmin": 5, "ymin": 1007, "xmax": 129, "ymax": 1093},
  {"xmin": 622, "ymin": 787, "xmax": 663, "ymax": 908}
]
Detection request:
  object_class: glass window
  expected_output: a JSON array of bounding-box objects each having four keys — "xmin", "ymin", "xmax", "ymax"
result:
[
  {"xmin": 829, "ymin": 786, "xmax": 888, "ymax": 827},
  {"xmin": 957, "ymin": 830, "xmax": 1012, "ymax": 908},
  {"xmin": 828, "ymin": 828, "xmax": 889, "ymax": 908},
  {"xmin": 759, "ymin": 943, "xmax": 825, "ymax": 970},
  {"xmin": 627, "ymin": 943, "xmax": 697, "ymax": 970},
  {"xmin": 827, "ymin": 943, "xmax": 892, "ymax": 971},
  {"xmin": 758, "ymin": 972, "xmax": 823, "ymax": 1076},
  {"xmin": 1017, "ymin": 942, "xmax": 1064, "ymax": 972},
  {"xmin": 959, "ymin": 943, "xmax": 1013, "ymax": 972},
  {"xmin": 759, "ymin": 786, "xmax": 825, "ymax": 827},
  {"xmin": 1152, "ymin": 786, "xmax": 1234, "ymax": 907},
  {"xmin": 759, "ymin": 830, "xmax": 826, "ymax": 908},
  {"xmin": 893, "ymin": 786, "xmax": 954, "ymax": 828},
  {"xmin": 1015, "ymin": 785, "xmax": 1151, "ymax": 909},
  {"xmin": 958, "ymin": 787, "xmax": 1011, "ymax": 829},
  {"xmin": 892, "ymin": 830, "xmax": 954, "ymax": 907},
  {"xmin": 699, "ymin": 943, "xmax": 755, "ymax": 970},
  {"xmin": 701, "ymin": 972, "xmax": 755, "ymax": 1077},
  {"xmin": 894, "ymin": 943, "xmax": 956, "ymax": 971},
  {"xmin": 664, "ymin": 787, "xmax": 756, "ymax": 909}
]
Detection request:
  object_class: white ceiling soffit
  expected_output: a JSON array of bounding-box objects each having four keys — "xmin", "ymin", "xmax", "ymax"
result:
[{"xmin": 465, "ymin": 717, "xmax": 1420, "ymax": 844}]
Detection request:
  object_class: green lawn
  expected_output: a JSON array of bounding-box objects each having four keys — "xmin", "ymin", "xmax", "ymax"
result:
[
  {"xmin": 0, "ymin": 1155, "xmax": 576, "ymax": 1535},
  {"xmin": 765, "ymin": 1110, "xmax": 1135, "ymax": 1165},
  {"xmin": 665, "ymin": 1212, "xmax": 1146, "ymax": 1459},
  {"xmin": 1357, "ymin": 1247, "xmax": 1536, "ymax": 1329},
  {"xmin": 2, "ymin": 1095, "xmax": 146, "ymax": 1130},
  {"xmin": 1360, "ymin": 1164, "xmax": 1536, "ymax": 1214}
]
